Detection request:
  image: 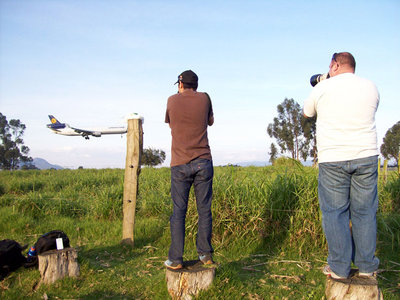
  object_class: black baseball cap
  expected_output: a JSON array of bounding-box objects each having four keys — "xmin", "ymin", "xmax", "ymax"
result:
[{"xmin": 174, "ymin": 70, "xmax": 198, "ymax": 85}]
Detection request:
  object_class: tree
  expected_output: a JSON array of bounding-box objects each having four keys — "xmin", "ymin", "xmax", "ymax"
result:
[
  {"xmin": 0, "ymin": 113, "xmax": 33, "ymax": 170},
  {"xmin": 267, "ymin": 98, "xmax": 315, "ymax": 161},
  {"xmin": 141, "ymin": 147, "xmax": 166, "ymax": 167},
  {"xmin": 301, "ymin": 116, "xmax": 317, "ymax": 164},
  {"xmin": 380, "ymin": 121, "xmax": 400, "ymax": 166},
  {"xmin": 268, "ymin": 143, "xmax": 278, "ymax": 163}
]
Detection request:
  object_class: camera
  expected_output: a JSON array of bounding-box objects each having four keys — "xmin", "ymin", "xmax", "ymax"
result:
[{"xmin": 310, "ymin": 73, "xmax": 330, "ymax": 87}]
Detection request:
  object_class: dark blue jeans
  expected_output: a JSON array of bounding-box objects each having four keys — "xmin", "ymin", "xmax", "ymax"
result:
[
  {"xmin": 168, "ymin": 158, "xmax": 214, "ymax": 264},
  {"xmin": 318, "ymin": 155, "xmax": 379, "ymax": 277}
]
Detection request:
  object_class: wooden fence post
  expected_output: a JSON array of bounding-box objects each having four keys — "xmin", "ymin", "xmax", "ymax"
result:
[
  {"xmin": 377, "ymin": 157, "xmax": 381, "ymax": 179},
  {"xmin": 122, "ymin": 116, "xmax": 143, "ymax": 246},
  {"xmin": 383, "ymin": 159, "xmax": 388, "ymax": 184}
]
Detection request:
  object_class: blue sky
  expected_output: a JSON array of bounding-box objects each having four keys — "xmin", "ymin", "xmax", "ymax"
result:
[{"xmin": 1, "ymin": 0, "xmax": 399, "ymax": 168}]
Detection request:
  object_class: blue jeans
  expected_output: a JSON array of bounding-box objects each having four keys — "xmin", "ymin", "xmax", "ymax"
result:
[
  {"xmin": 319, "ymin": 155, "xmax": 379, "ymax": 277},
  {"xmin": 168, "ymin": 158, "xmax": 214, "ymax": 264}
]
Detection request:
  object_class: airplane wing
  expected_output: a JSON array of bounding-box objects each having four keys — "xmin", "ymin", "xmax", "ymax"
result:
[
  {"xmin": 72, "ymin": 126, "xmax": 126, "ymax": 139},
  {"xmin": 71, "ymin": 127, "xmax": 101, "ymax": 139}
]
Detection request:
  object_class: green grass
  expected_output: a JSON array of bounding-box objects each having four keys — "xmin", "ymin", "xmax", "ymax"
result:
[{"xmin": 0, "ymin": 166, "xmax": 399, "ymax": 299}]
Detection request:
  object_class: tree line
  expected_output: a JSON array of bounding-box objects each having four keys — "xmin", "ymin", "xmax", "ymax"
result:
[
  {"xmin": 267, "ymin": 99, "xmax": 400, "ymax": 166},
  {"xmin": 0, "ymin": 110, "xmax": 399, "ymax": 170}
]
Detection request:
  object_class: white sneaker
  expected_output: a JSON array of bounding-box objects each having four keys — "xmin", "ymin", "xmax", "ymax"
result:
[
  {"xmin": 322, "ymin": 265, "xmax": 347, "ymax": 279},
  {"xmin": 359, "ymin": 271, "xmax": 376, "ymax": 277}
]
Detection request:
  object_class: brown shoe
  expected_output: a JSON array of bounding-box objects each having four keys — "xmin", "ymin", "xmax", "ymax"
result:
[
  {"xmin": 199, "ymin": 254, "xmax": 214, "ymax": 265},
  {"xmin": 164, "ymin": 259, "xmax": 183, "ymax": 270}
]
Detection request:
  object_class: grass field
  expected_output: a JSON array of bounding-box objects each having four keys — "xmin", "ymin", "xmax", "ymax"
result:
[{"xmin": 0, "ymin": 163, "xmax": 399, "ymax": 299}]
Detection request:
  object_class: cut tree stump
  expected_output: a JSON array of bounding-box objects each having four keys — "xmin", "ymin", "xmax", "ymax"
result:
[
  {"xmin": 38, "ymin": 248, "xmax": 80, "ymax": 285},
  {"xmin": 166, "ymin": 260, "xmax": 216, "ymax": 300},
  {"xmin": 325, "ymin": 271, "xmax": 383, "ymax": 300}
]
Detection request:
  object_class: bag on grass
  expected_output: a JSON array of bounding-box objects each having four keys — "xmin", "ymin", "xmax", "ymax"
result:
[
  {"xmin": 0, "ymin": 239, "xmax": 27, "ymax": 280},
  {"xmin": 24, "ymin": 230, "xmax": 70, "ymax": 268}
]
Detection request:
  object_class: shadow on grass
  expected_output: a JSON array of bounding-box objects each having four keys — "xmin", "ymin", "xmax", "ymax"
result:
[
  {"xmin": 195, "ymin": 257, "xmax": 327, "ymax": 299},
  {"xmin": 77, "ymin": 215, "xmax": 169, "ymax": 272},
  {"xmin": 79, "ymin": 290, "xmax": 146, "ymax": 300},
  {"xmin": 78, "ymin": 290, "xmax": 138, "ymax": 300}
]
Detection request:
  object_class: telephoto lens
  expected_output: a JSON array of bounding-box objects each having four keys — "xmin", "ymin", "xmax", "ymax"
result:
[{"xmin": 310, "ymin": 73, "xmax": 330, "ymax": 87}]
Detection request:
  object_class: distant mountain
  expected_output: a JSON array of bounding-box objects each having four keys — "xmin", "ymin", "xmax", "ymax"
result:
[
  {"xmin": 238, "ymin": 161, "xmax": 270, "ymax": 167},
  {"xmin": 33, "ymin": 158, "xmax": 63, "ymax": 170},
  {"xmin": 235, "ymin": 160, "xmax": 314, "ymax": 167}
]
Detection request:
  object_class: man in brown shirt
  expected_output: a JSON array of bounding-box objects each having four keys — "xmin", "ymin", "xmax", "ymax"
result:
[{"xmin": 164, "ymin": 70, "xmax": 214, "ymax": 270}]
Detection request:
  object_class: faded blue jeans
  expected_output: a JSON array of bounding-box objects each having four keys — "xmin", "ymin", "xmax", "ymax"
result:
[
  {"xmin": 318, "ymin": 155, "xmax": 379, "ymax": 277},
  {"xmin": 168, "ymin": 158, "xmax": 214, "ymax": 264}
]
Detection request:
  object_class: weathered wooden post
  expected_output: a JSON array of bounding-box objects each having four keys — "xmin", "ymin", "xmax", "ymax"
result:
[
  {"xmin": 383, "ymin": 159, "xmax": 388, "ymax": 184},
  {"xmin": 377, "ymin": 157, "xmax": 381, "ymax": 179},
  {"xmin": 122, "ymin": 115, "xmax": 143, "ymax": 246},
  {"xmin": 325, "ymin": 273, "xmax": 383, "ymax": 300}
]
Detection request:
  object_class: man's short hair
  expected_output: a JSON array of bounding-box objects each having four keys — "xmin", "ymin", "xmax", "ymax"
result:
[
  {"xmin": 183, "ymin": 82, "xmax": 198, "ymax": 90},
  {"xmin": 333, "ymin": 52, "xmax": 356, "ymax": 70}
]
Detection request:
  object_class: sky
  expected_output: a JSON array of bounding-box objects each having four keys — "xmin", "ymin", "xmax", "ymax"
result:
[{"xmin": 0, "ymin": 0, "xmax": 399, "ymax": 168}]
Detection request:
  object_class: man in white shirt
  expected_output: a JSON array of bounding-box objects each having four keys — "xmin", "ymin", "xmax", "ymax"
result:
[{"xmin": 303, "ymin": 52, "xmax": 380, "ymax": 279}]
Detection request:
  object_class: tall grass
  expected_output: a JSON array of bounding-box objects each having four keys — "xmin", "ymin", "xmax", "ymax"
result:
[
  {"xmin": 0, "ymin": 166, "xmax": 398, "ymax": 252},
  {"xmin": 0, "ymin": 169, "xmax": 124, "ymax": 220},
  {"xmin": 0, "ymin": 165, "xmax": 399, "ymax": 299}
]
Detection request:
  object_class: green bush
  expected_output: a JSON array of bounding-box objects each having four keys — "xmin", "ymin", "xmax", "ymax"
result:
[{"xmin": 272, "ymin": 156, "xmax": 303, "ymax": 168}]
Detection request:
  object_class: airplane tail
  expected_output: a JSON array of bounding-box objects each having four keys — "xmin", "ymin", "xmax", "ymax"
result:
[{"xmin": 48, "ymin": 115, "xmax": 61, "ymax": 125}]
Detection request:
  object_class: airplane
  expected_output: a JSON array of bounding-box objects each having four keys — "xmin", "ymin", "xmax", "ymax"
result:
[{"xmin": 47, "ymin": 115, "xmax": 127, "ymax": 139}]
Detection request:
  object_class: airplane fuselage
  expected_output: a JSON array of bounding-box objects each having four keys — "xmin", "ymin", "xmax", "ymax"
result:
[{"xmin": 47, "ymin": 115, "xmax": 127, "ymax": 139}]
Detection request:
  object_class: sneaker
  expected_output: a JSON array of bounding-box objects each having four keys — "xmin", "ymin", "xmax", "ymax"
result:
[
  {"xmin": 199, "ymin": 254, "xmax": 214, "ymax": 265},
  {"xmin": 322, "ymin": 265, "xmax": 347, "ymax": 279},
  {"xmin": 164, "ymin": 259, "xmax": 183, "ymax": 270},
  {"xmin": 358, "ymin": 271, "xmax": 377, "ymax": 277}
]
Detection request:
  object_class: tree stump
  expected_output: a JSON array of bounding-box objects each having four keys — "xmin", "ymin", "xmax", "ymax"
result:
[
  {"xmin": 326, "ymin": 271, "xmax": 383, "ymax": 300},
  {"xmin": 38, "ymin": 248, "xmax": 80, "ymax": 285},
  {"xmin": 166, "ymin": 260, "xmax": 216, "ymax": 300}
]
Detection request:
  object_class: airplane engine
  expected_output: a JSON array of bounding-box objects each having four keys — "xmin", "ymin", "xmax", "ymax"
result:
[{"xmin": 93, "ymin": 132, "xmax": 102, "ymax": 137}]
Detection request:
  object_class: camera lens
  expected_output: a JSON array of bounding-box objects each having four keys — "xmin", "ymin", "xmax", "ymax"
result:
[{"xmin": 310, "ymin": 74, "xmax": 321, "ymax": 87}]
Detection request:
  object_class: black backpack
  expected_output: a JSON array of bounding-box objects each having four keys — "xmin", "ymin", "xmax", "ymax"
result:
[
  {"xmin": 25, "ymin": 230, "xmax": 70, "ymax": 268},
  {"xmin": 0, "ymin": 239, "xmax": 27, "ymax": 280}
]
